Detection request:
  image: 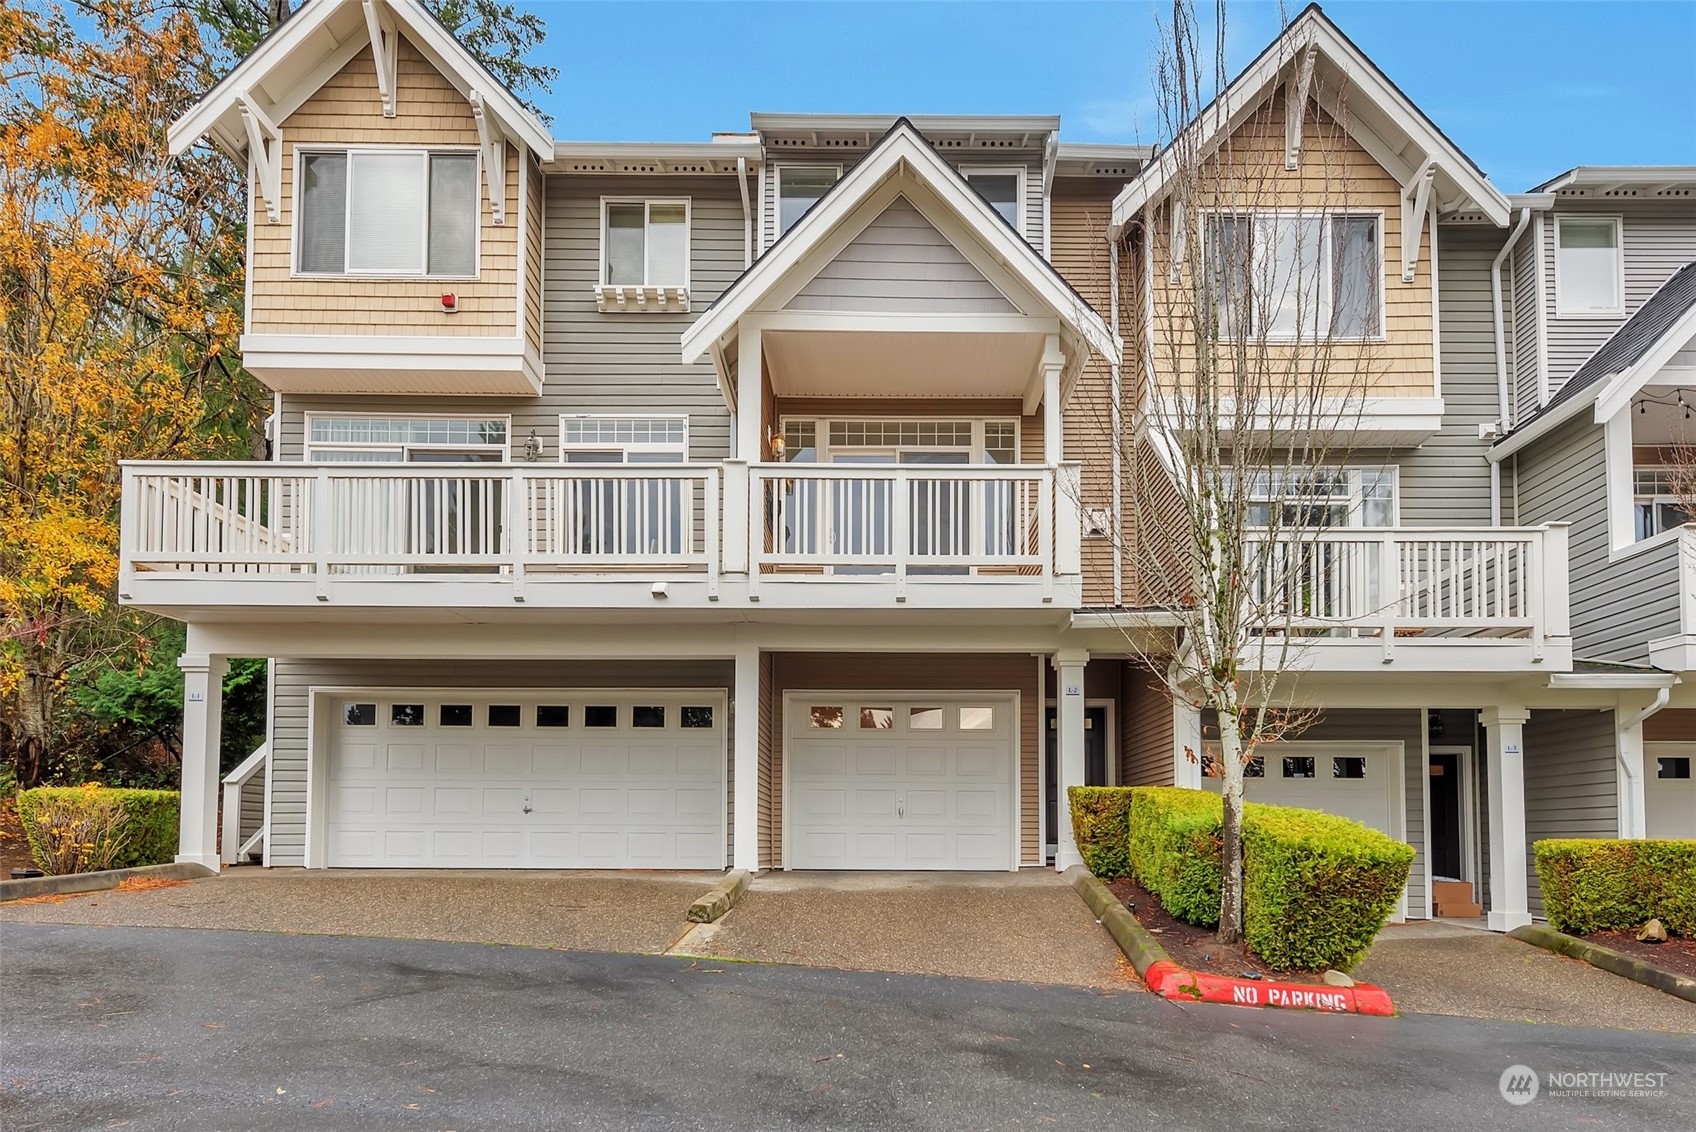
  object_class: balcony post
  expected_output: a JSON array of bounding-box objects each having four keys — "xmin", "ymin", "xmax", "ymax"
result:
[
  {"xmin": 1055, "ymin": 463, "xmax": 1082, "ymax": 577},
  {"xmin": 1480, "ymin": 706, "xmax": 1532, "ymax": 932},
  {"xmin": 722, "ymin": 461, "xmax": 749, "ymax": 575},
  {"xmin": 1052, "ymin": 649, "xmax": 1090, "ymax": 871},
  {"xmin": 177, "ymin": 651, "xmax": 228, "ymax": 872},
  {"xmin": 1040, "ymin": 335, "xmax": 1063, "ymax": 465},
  {"xmin": 118, "ymin": 464, "xmax": 138, "ymax": 601},
  {"xmin": 1541, "ymin": 522, "xmax": 1570, "ymax": 638},
  {"xmin": 509, "ymin": 466, "xmax": 526, "ymax": 602}
]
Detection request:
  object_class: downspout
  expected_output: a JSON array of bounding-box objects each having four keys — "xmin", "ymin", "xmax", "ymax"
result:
[
  {"xmin": 1109, "ymin": 236, "xmax": 1123, "ymax": 607},
  {"xmin": 737, "ymin": 156, "xmax": 752, "ymax": 268},
  {"xmin": 1490, "ymin": 207, "xmax": 1534, "ymax": 527},
  {"xmin": 1619, "ymin": 687, "xmax": 1670, "ymax": 838}
]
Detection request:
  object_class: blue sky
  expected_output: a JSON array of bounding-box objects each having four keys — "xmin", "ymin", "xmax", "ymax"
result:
[{"xmin": 528, "ymin": 0, "xmax": 1696, "ymax": 192}]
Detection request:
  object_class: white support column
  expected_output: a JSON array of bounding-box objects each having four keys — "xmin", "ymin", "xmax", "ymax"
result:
[
  {"xmin": 732, "ymin": 644, "xmax": 761, "ymax": 872},
  {"xmin": 1615, "ymin": 701, "xmax": 1650, "ymax": 840},
  {"xmin": 177, "ymin": 653, "xmax": 228, "ymax": 871},
  {"xmin": 1480, "ymin": 706, "xmax": 1532, "ymax": 932},
  {"xmin": 1041, "ymin": 335, "xmax": 1064, "ymax": 466},
  {"xmin": 1173, "ymin": 697, "xmax": 1203, "ymax": 789},
  {"xmin": 1052, "ymin": 649, "xmax": 1089, "ymax": 871},
  {"xmin": 737, "ymin": 325, "xmax": 764, "ymax": 464}
]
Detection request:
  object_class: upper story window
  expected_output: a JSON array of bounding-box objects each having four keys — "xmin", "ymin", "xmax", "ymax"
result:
[
  {"xmin": 778, "ymin": 166, "xmax": 840, "ymax": 234},
  {"xmin": 1206, "ymin": 212, "xmax": 1382, "ymax": 340},
  {"xmin": 297, "ymin": 149, "xmax": 478, "ymax": 277},
  {"xmin": 779, "ymin": 418, "xmax": 1018, "ymax": 464},
  {"xmin": 1244, "ymin": 468, "xmax": 1397, "ymax": 528},
  {"xmin": 1555, "ymin": 216, "xmax": 1624, "ymax": 317},
  {"xmin": 559, "ymin": 415, "xmax": 689, "ymax": 463},
  {"xmin": 305, "ymin": 415, "xmax": 509, "ymax": 462},
  {"xmin": 602, "ymin": 200, "xmax": 689, "ymax": 288},
  {"xmin": 1633, "ymin": 465, "xmax": 1694, "ymax": 540},
  {"xmin": 962, "ymin": 168, "xmax": 1024, "ymax": 233}
]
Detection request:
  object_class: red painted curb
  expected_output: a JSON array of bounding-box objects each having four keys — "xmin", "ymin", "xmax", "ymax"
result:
[{"xmin": 1143, "ymin": 960, "xmax": 1395, "ymax": 1016}]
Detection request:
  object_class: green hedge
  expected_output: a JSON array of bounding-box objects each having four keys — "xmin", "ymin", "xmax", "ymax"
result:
[
  {"xmin": 1068, "ymin": 787, "xmax": 1136, "ymax": 878},
  {"xmin": 18, "ymin": 786, "xmax": 179, "ymax": 874},
  {"xmin": 1123, "ymin": 786, "xmax": 1414, "ymax": 970},
  {"xmin": 1534, "ymin": 839, "xmax": 1696, "ymax": 937},
  {"xmin": 1126, "ymin": 787, "xmax": 1224, "ymax": 926},
  {"xmin": 1241, "ymin": 804, "xmax": 1416, "ymax": 971}
]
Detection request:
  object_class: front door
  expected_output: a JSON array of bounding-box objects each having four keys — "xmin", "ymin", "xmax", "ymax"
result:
[
  {"xmin": 1045, "ymin": 705, "xmax": 1109, "ymax": 861},
  {"xmin": 1429, "ymin": 752, "xmax": 1463, "ymax": 879}
]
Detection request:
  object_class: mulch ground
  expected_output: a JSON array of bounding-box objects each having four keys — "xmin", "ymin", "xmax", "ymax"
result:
[
  {"xmin": 0, "ymin": 796, "xmax": 37, "ymax": 876},
  {"xmin": 1104, "ymin": 874, "xmax": 1333, "ymax": 985},
  {"xmin": 1581, "ymin": 927, "xmax": 1696, "ymax": 980}
]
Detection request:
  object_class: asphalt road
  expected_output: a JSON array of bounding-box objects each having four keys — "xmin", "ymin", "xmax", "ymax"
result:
[{"xmin": 1, "ymin": 923, "xmax": 1690, "ymax": 1131}]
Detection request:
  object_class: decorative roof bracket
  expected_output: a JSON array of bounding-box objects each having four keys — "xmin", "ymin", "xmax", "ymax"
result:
[
  {"xmin": 362, "ymin": 0, "xmax": 399, "ymax": 118},
  {"xmin": 1402, "ymin": 160, "xmax": 1436, "ymax": 283},
  {"xmin": 236, "ymin": 90, "xmax": 282, "ymax": 223},
  {"xmin": 1284, "ymin": 42, "xmax": 1319, "ymax": 170},
  {"xmin": 469, "ymin": 90, "xmax": 507, "ymax": 225}
]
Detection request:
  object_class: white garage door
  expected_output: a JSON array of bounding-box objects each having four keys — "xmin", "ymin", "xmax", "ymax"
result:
[
  {"xmin": 325, "ymin": 692, "xmax": 725, "ymax": 869},
  {"xmin": 786, "ymin": 696, "xmax": 1014, "ymax": 870},
  {"xmin": 1647, "ymin": 743, "xmax": 1695, "ymax": 839},
  {"xmin": 1204, "ymin": 742, "xmax": 1398, "ymax": 837}
]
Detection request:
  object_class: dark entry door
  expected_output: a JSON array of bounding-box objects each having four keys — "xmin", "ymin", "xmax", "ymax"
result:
[
  {"xmin": 1430, "ymin": 752, "xmax": 1463, "ymax": 879},
  {"xmin": 1045, "ymin": 705, "xmax": 1109, "ymax": 858}
]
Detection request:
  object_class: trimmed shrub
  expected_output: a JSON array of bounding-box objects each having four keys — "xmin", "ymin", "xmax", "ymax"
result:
[
  {"xmin": 18, "ymin": 786, "xmax": 180, "ymax": 874},
  {"xmin": 1068, "ymin": 787, "xmax": 1137, "ymax": 878},
  {"xmin": 1534, "ymin": 839, "xmax": 1696, "ymax": 937},
  {"xmin": 1126, "ymin": 787, "xmax": 1224, "ymax": 926},
  {"xmin": 1241, "ymin": 805, "xmax": 1416, "ymax": 971},
  {"xmin": 1125, "ymin": 786, "xmax": 1415, "ymax": 969}
]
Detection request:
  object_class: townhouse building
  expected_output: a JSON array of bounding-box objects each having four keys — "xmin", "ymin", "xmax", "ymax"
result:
[{"xmin": 129, "ymin": 1, "xmax": 1691, "ymax": 935}]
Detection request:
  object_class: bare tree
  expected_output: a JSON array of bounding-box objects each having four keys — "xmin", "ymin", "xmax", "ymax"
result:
[{"xmin": 1083, "ymin": 1, "xmax": 1397, "ymax": 945}]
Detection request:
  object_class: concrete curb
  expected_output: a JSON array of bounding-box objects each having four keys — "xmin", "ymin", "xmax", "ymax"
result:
[
  {"xmin": 1065, "ymin": 865, "xmax": 1396, "ymax": 1016},
  {"xmin": 1510, "ymin": 924, "xmax": 1696, "ymax": 1005},
  {"xmin": 1065, "ymin": 864, "xmax": 1172, "ymax": 976},
  {"xmin": 0, "ymin": 861, "xmax": 217, "ymax": 904},
  {"xmin": 687, "ymin": 869, "xmax": 752, "ymax": 924}
]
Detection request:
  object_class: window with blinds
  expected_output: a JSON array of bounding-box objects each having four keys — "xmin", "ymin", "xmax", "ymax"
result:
[
  {"xmin": 296, "ymin": 149, "xmax": 478, "ymax": 276},
  {"xmin": 601, "ymin": 200, "xmax": 690, "ymax": 287}
]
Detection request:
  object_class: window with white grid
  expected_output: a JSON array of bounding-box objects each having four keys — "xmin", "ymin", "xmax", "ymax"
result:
[{"xmin": 559, "ymin": 416, "xmax": 688, "ymax": 463}]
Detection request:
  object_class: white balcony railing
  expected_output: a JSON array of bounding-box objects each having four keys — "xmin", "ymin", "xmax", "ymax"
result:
[
  {"xmin": 1244, "ymin": 524, "xmax": 1569, "ymax": 659},
  {"xmin": 121, "ymin": 462, "xmax": 721, "ymax": 593},
  {"xmin": 748, "ymin": 463, "xmax": 1075, "ymax": 596}
]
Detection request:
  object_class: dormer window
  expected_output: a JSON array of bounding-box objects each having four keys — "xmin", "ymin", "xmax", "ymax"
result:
[{"xmin": 296, "ymin": 149, "xmax": 478, "ymax": 277}]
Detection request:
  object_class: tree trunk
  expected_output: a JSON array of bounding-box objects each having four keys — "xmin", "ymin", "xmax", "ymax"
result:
[
  {"xmin": 1215, "ymin": 716, "xmax": 1246, "ymax": 944},
  {"xmin": 14, "ymin": 670, "xmax": 51, "ymax": 788}
]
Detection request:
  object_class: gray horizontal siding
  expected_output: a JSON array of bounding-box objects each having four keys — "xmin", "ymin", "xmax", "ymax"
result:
[
  {"xmin": 1397, "ymin": 226, "xmax": 1503, "ymax": 526},
  {"xmin": 1515, "ymin": 413, "xmax": 1683, "ymax": 663},
  {"xmin": 267, "ymin": 658, "xmax": 734, "ymax": 866},
  {"xmin": 1524, "ymin": 708, "xmax": 1617, "ymax": 919},
  {"xmin": 787, "ymin": 197, "xmax": 1017, "ymax": 314},
  {"xmin": 1511, "ymin": 224, "xmax": 1540, "ymax": 423},
  {"xmin": 1300, "ymin": 709, "xmax": 1428, "ymax": 919},
  {"xmin": 1540, "ymin": 199, "xmax": 1696, "ymax": 400}
]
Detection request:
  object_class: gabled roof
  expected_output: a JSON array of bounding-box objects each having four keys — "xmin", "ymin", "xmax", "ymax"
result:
[
  {"xmin": 681, "ymin": 118, "xmax": 1120, "ymax": 367},
  {"xmin": 167, "ymin": 0, "xmax": 552, "ymax": 158},
  {"xmin": 1109, "ymin": 4, "xmax": 1511, "ymax": 232}
]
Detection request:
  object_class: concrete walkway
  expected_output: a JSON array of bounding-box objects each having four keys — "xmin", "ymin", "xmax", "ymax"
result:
[
  {"xmin": 1356, "ymin": 920, "xmax": 1696, "ymax": 1033},
  {"xmin": 685, "ymin": 870, "xmax": 1137, "ymax": 989},
  {"xmin": 0, "ymin": 868, "xmax": 715, "ymax": 954}
]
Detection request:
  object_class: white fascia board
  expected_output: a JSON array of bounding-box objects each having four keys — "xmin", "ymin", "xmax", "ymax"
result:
[
  {"xmin": 240, "ymin": 333, "xmax": 525, "ymax": 356},
  {"xmin": 750, "ymin": 113, "xmax": 1061, "ymax": 136},
  {"xmin": 170, "ymin": 0, "xmax": 552, "ymax": 160},
  {"xmin": 1592, "ymin": 304, "xmax": 1696, "ymax": 422},
  {"xmin": 680, "ymin": 123, "xmax": 1119, "ymax": 367},
  {"xmin": 1109, "ymin": 10, "xmax": 1510, "ymax": 235},
  {"xmin": 1150, "ymin": 395, "xmax": 1445, "ymax": 437},
  {"xmin": 549, "ymin": 140, "xmax": 764, "ymax": 166},
  {"xmin": 1546, "ymin": 671, "xmax": 1680, "ymax": 691},
  {"xmin": 1534, "ymin": 166, "xmax": 1696, "ymax": 193},
  {"xmin": 1486, "ymin": 386, "xmax": 1599, "ymax": 462}
]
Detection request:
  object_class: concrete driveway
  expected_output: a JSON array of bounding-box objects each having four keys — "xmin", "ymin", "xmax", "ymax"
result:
[
  {"xmin": 0, "ymin": 868, "xmax": 714, "ymax": 954},
  {"xmin": 683, "ymin": 870, "xmax": 1136, "ymax": 988}
]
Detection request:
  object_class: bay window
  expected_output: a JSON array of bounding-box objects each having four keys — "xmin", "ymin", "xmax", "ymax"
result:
[
  {"xmin": 1206, "ymin": 212, "xmax": 1382, "ymax": 339},
  {"xmin": 297, "ymin": 149, "xmax": 478, "ymax": 276}
]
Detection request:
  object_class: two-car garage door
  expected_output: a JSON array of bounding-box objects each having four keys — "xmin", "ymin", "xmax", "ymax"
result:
[
  {"xmin": 324, "ymin": 692, "xmax": 725, "ymax": 869},
  {"xmin": 785, "ymin": 695, "xmax": 1016, "ymax": 870}
]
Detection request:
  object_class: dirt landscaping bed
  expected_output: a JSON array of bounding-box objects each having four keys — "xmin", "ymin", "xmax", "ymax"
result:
[
  {"xmin": 0, "ymin": 795, "xmax": 35, "ymax": 876},
  {"xmin": 1577, "ymin": 928, "xmax": 1696, "ymax": 981},
  {"xmin": 1104, "ymin": 874, "xmax": 1333, "ymax": 985}
]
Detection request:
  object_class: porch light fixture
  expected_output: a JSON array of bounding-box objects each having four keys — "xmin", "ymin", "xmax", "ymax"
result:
[
  {"xmin": 768, "ymin": 429, "xmax": 786, "ymax": 461},
  {"xmin": 524, "ymin": 430, "xmax": 543, "ymax": 461}
]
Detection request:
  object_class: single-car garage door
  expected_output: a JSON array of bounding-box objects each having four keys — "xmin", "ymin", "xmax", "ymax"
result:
[
  {"xmin": 786, "ymin": 695, "xmax": 1015, "ymax": 870},
  {"xmin": 1203, "ymin": 741, "xmax": 1399, "ymax": 837},
  {"xmin": 324, "ymin": 692, "xmax": 725, "ymax": 869},
  {"xmin": 1647, "ymin": 743, "xmax": 1695, "ymax": 839}
]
